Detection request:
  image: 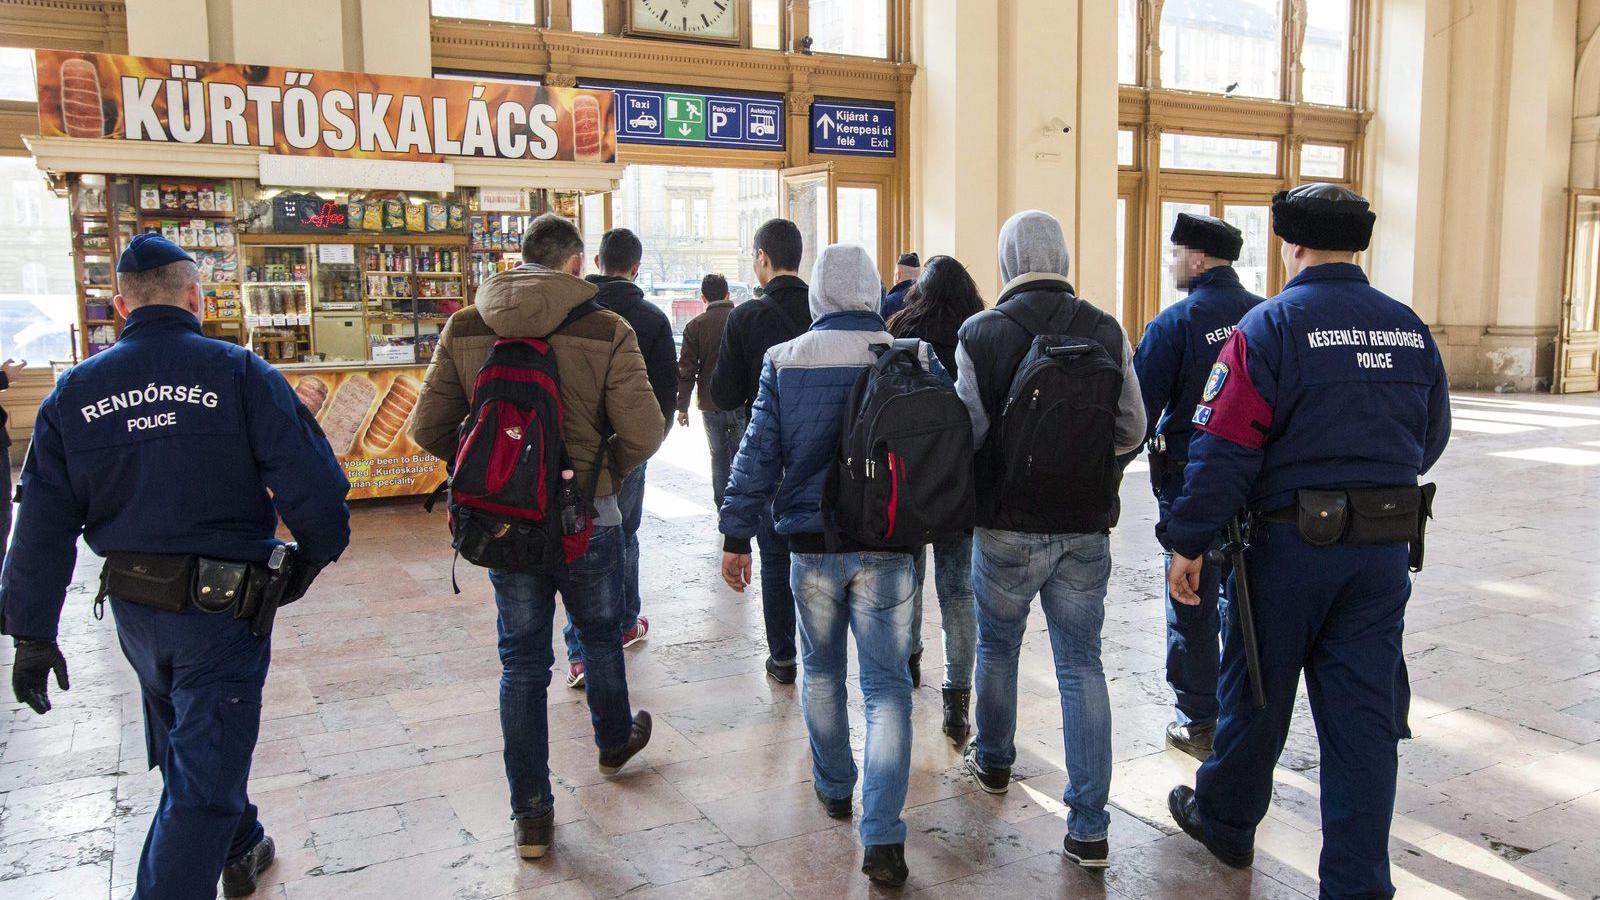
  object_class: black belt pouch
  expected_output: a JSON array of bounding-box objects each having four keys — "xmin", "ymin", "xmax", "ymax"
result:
[
  {"xmin": 194, "ymin": 558, "xmax": 252, "ymax": 614},
  {"xmin": 1295, "ymin": 490, "xmax": 1349, "ymax": 546},
  {"xmin": 1345, "ymin": 486, "xmax": 1424, "ymax": 545},
  {"xmin": 103, "ymin": 552, "xmax": 195, "ymax": 612}
]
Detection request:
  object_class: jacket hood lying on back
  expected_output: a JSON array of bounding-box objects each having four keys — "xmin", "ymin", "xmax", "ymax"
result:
[
  {"xmin": 475, "ymin": 265, "xmax": 598, "ymax": 337},
  {"xmin": 809, "ymin": 244, "xmax": 883, "ymax": 320},
  {"xmin": 998, "ymin": 210, "xmax": 1072, "ymax": 284}
]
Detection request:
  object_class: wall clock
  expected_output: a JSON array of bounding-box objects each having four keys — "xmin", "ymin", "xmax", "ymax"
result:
[{"xmin": 627, "ymin": 0, "xmax": 742, "ymax": 45}]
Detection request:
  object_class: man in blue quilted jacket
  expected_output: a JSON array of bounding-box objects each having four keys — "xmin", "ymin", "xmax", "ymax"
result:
[{"xmin": 720, "ymin": 243, "xmax": 948, "ymax": 889}]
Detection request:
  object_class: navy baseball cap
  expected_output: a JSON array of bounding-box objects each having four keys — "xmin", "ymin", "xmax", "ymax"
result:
[{"xmin": 118, "ymin": 232, "xmax": 195, "ymax": 273}]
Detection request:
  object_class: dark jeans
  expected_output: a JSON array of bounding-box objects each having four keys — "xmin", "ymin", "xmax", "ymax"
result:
[
  {"xmin": 702, "ymin": 408, "xmax": 748, "ymax": 510},
  {"xmin": 0, "ymin": 445, "xmax": 10, "ymax": 573},
  {"xmin": 111, "ymin": 600, "xmax": 269, "ymax": 900},
  {"xmin": 757, "ymin": 504, "xmax": 798, "ymax": 664},
  {"xmin": 491, "ymin": 525, "xmax": 633, "ymax": 818},
  {"xmin": 564, "ymin": 465, "xmax": 646, "ymax": 662}
]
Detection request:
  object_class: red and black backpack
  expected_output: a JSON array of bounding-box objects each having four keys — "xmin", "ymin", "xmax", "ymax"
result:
[{"xmin": 437, "ymin": 301, "xmax": 603, "ymax": 577}]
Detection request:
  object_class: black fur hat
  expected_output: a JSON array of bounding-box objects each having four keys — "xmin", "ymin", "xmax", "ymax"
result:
[
  {"xmin": 1171, "ymin": 213, "xmax": 1244, "ymax": 262},
  {"xmin": 1271, "ymin": 183, "xmax": 1375, "ymax": 252}
]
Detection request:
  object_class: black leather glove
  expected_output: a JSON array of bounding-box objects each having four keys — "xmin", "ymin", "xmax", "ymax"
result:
[
  {"xmin": 280, "ymin": 558, "xmax": 331, "ymax": 608},
  {"xmin": 12, "ymin": 639, "xmax": 69, "ymax": 715}
]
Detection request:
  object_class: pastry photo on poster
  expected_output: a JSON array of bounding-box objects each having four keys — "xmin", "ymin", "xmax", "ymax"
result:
[{"xmin": 290, "ymin": 367, "xmax": 446, "ymax": 500}]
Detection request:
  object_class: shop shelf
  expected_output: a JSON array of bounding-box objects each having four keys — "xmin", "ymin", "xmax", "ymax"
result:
[
  {"xmin": 415, "ymin": 272, "xmax": 463, "ymax": 277},
  {"xmin": 244, "ymin": 282, "xmax": 311, "ymax": 287}
]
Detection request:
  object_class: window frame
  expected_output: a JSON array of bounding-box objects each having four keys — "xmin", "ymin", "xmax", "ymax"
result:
[{"xmin": 428, "ymin": 0, "xmax": 542, "ymax": 27}]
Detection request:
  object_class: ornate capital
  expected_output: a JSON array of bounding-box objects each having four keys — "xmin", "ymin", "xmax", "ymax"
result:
[
  {"xmin": 786, "ymin": 91, "xmax": 814, "ymax": 110},
  {"xmin": 544, "ymin": 72, "xmax": 579, "ymax": 88}
]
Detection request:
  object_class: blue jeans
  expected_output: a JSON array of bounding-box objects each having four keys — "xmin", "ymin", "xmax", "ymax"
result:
[
  {"xmin": 492, "ymin": 525, "xmax": 633, "ymax": 818},
  {"xmin": 565, "ymin": 466, "xmax": 646, "ymax": 662},
  {"xmin": 111, "ymin": 600, "xmax": 269, "ymax": 900},
  {"xmin": 702, "ymin": 408, "xmax": 748, "ymax": 510},
  {"xmin": 757, "ymin": 504, "xmax": 797, "ymax": 663},
  {"xmin": 792, "ymin": 551, "xmax": 916, "ymax": 847},
  {"xmin": 972, "ymin": 528, "xmax": 1113, "ymax": 842},
  {"xmin": 910, "ymin": 534, "xmax": 978, "ymax": 690}
]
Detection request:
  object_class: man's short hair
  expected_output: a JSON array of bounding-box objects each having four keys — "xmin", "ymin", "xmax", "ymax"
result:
[
  {"xmin": 117, "ymin": 260, "xmax": 200, "ymax": 307},
  {"xmin": 522, "ymin": 214, "xmax": 584, "ymax": 269},
  {"xmin": 754, "ymin": 219, "xmax": 804, "ymax": 272},
  {"xmin": 701, "ymin": 274, "xmax": 729, "ymax": 302},
  {"xmin": 597, "ymin": 228, "xmax": 644, "ymax": 275}
]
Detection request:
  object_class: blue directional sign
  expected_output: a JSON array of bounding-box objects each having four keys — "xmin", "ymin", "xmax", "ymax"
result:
[
  {"xmin": 588, "ymin": 82, "xmax": 786, "ymax": 152},
  {"xmin": 811, "ymin": 100, "xmax": 897, "ymax": 158}
]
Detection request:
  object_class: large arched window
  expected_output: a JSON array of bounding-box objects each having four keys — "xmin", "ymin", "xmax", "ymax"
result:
[{"xmin": 1116, "ymin": 0, "xmax": 1367, "ymax": 336}]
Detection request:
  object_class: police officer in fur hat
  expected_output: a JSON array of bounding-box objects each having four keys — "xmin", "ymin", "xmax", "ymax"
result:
[{"xmin": 1162, "ymin": 185, "xmax": 1451, "ymax": 898}]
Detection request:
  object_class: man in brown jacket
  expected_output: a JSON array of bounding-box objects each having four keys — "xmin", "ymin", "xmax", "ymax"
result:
[
  {"xmin": 675, "ymin": 274, "xmax": 741, "ymax": 508},
  {"xmin": 412, "ymin": 214, "xmax": 665, "ymax": 862}
]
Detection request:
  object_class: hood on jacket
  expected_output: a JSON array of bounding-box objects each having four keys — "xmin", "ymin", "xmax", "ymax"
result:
[
  {"xmin": 587, "ymin": 275, "xmax": 645, "ymax": 314},
  {"xmin": 998, "ymin": 210, "xmax": 1072, "ymax": 285},
  {"xmin": 809, "ymin": 244, "xmax": 882, "ymax": 319},
  {"xmin": 476, "ymin": 265, "xmax": 599, "ymax": 337}
]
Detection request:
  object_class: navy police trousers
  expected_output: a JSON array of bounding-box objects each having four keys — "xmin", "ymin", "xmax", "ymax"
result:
[
  {"xmin": 1195, "ymin": 523, "xmax": 1411, "ymax": 900},
  {"xmin": 111, "ymin": 599, "xmax": 270, "ymax": 900},
  {"xmin": 1159, "ymin": 482, "xmax": 1227, "ymax": 727}
]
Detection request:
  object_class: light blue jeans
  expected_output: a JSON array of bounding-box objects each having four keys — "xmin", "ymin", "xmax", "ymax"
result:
[
  {"xmin": 911, "ymin": 534, "xmax": 978, "ymax": 690},
  {"xmin": 971, "ymin": 528, "xmax": 1113, "ymax": 842},
  {"xmin": 791, "ymin": 551, "xmax": 916, "ymax": 847}
]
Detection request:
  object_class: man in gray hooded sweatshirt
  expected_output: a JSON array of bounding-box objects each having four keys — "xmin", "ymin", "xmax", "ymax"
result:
[
  {"xmin": 719, "ymin": 243, "xmax": 950, "ymax": 888},
  {"xmin": 953, "ymin": 210, "xmax": 1145, "ymax": 868}
]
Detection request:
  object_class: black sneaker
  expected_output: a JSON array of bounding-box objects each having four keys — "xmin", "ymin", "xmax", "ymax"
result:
[
  {"xmin": 1168, "ymin": 785, "xmax": 1253, "ymax": 868},
  {"xmin": 765, "ymin": 656, "xmax": 797, "ymax": 685},
  {"xmin": 963, "ymin": 743, "xmax": 1009, "ymax": 794},
  {"xmin": 909, "ymin": 650, "xmax": 922, "ymax": 689},
  {"xmin": 1063, "ymin": 835, "xmax": 1109, "ymax": 868},
  {"xmin": 597, "ymin": 711, "xmax": 652, "ymax": 775},
  {"xmin": 815, "ymin": 786, "xmax": 852, "ymax": 819},
  {"xmin": 1165, "ymin": 720, "xmax": 1215, "ymax": 761},
  {"xmin": 220, "ymin": 834, "xmax": 275, "ymax": 897},
  {"xmin": 861, "ymin": 843, "xmax": 909, "ymax": 887},
  {"xmin": 514, "ymin": 809, "xmax": 555, "ymax": 859},
  {"xmin": 941, "ymin": 688, "xmax": 971, "ymax": 744}
]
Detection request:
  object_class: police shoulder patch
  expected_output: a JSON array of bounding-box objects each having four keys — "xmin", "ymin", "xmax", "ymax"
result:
[
  {"xmin": 1202, "ymin": 363, "xmax": 1229, "ymax": 402},
  {"xmin": 1193, "ymin": 405, "xmax": 1214, "ymax": 426}
]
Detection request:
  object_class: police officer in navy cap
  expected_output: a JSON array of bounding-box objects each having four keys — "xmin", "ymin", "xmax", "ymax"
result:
[
  {"xmin": 1161, "ymin": 184, "xmax": 1450, "ymax": 898},
  {"xmin": 1, "ymin": 232, "xmax": 351, "ymax": 898},
  {"xmin": 1134, "ymin": 213, "xmax": 1264, "ymax": 759}
]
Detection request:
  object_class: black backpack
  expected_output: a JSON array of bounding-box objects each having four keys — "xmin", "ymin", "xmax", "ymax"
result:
[
  {"xmin": 443, "ymin": 302, "xmax": 602, "ymax": 575},
  {"xmin": 825, "ymin": 339, "xmax": 976, "ymax": 549},
  {"xmin": 993, "ymin": 298, "xmax": 1123, "ymax": 530}
]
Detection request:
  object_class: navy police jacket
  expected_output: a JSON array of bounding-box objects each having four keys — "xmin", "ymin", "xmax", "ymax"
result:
[
  {"xmin": 0, "ymin": 305, "xmax": 352, "ymax": 641},
  {"xmin": 1134, "ymin": 266, "xmax": 1265, "ymax": 470},
  {"xmin": 1165, "ymin": 264, "xmax": 1451, "ymax": 559}
]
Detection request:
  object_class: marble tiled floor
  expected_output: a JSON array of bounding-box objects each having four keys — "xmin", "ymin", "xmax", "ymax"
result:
[{"xmin": 2, "ymin": 391, "xmax": 1599, "ymax": 899}]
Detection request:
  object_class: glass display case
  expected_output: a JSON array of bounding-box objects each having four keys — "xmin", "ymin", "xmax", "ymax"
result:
[{"xmin": 241, "ymin": 245, "xmax": 312, "ymax": 363}]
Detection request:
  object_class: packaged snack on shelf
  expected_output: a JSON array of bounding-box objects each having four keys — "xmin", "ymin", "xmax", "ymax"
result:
[
  {"xmin": 426, "ymin": 202, "xmax": 448, "ymax": 232},
  {"xmin": 449, "ymin": 203, "xmax": 464, "ymax": 231},
  {"xmin": 199, "ymin": 185, "xmax": 216, "ymax": 212},
  {"xmin": 348, "ymin": 199, "xmax": 365, "ymax": 231},
  {"xmin": 405, "ymin": 203, "xmax": 426, "ymax": 233},
  {"xmin": 216, "ymin": 182, "xmax": 234, "ymax": 212},
  {"xmin": 216, "ymin": 222, "xmax": 235, "ymax": 247},
  {"xmin": 382, "ymin": 199, "xmax": 405, "ymax": 232},
  {"xmin": 139, "ymin": 184, "xmax": 160, "ymax": 210}
]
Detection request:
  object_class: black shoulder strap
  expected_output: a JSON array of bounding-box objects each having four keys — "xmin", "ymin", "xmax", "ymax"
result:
[
  {"xmin": 1060, "ymin": 296, "xmax": 1097, "ymax": 340},
  {"xmin": 545, "ymin": 300, "xmax": 604, "ymax": 340}
]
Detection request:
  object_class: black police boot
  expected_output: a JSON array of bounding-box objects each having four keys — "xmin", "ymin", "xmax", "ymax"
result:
[
  {"xmin": 597, "ymin": 711, "xmax": 652, "ymax": 775},
  {"xmin": 1063, "ymin": 835, "xmax": 1109, "ymax": 869},
  {"xmin": 963, "ymin": 742, "xmax": 1009, "ymax": 794},
  {"xmin": 1165, "ymin": 720, "xmax": 1215, "ymax": 761},
  {"xmin": 1168, "ymin": 785, "xmax": 1253, "ymax": 868},
  {"xmin": 515, "ymin": 808, "xmax": 555, "ymax": 859},
  {"xmin": 220, "ymin": 834, "xmax": 275, "ymax": 897},
  {"xmin": 941, "ymin": 688, "xmax": 971, "ymax": 744},
  {"xmin": 815, "ymin": 786, "xmax": 852, "ymax": 819},
  {"xmin": 861, "ymin": 842, "xmax": 909, "ymax": 886},
  {"xmin": 909, "ymin": 651, "xmax": 922, "ymax": 689}
]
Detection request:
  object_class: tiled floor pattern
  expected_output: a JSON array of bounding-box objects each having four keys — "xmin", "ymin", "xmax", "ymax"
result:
[{"xmin": 1, "ymin": 391, "xmax": 1598, "ymax": 898}]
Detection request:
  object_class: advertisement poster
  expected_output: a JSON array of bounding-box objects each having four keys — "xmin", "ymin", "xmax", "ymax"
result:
[
  {"xmin": 33, "ymin": 49, "xmax": 617, "ymax": 164},
  {"xmin": 289, "ymin": 367, "xmax": 446, "ymax": 501}
]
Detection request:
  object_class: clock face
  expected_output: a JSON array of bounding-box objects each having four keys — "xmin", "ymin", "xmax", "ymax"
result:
[{"xmin": 632, "ymin": 0, "xmax": 739, "ymax": 41}]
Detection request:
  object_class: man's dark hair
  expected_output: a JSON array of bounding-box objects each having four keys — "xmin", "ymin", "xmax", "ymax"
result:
[
  {"xmin": 522, "ymin": 214, "xmax": 584, "ymax": 269},
  {"xmin": 701, "ymin": 274, "xmax": 729, "ymax": 303},
  {"xmin": 598, "ymin": 228, "xmax": 644, "ymax": 275},
  {"xmin": 754, "ymin": 218, "xmax": 804, "ymax": 272}
]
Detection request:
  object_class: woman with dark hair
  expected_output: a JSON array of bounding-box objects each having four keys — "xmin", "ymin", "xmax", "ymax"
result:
[{"xmin": 886, "ymin": 255, "xmax": 985, "ymax": 744}]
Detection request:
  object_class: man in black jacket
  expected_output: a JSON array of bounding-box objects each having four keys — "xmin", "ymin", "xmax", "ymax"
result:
[
  {"xmin": 561, "ymin": 228, "xmax": 674, "ymax": 686},
  {"xmin": 953, "ymin": 210, "xmax": 1146, "ymax": 870},
  {"xmin": 709, "ymin": 218, "xmax": 811, "ymax": 683}
]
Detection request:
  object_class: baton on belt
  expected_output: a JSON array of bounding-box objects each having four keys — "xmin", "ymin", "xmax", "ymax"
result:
[{"xmin": 1215, "ymin": 516, "xmax": 1267, "ymax": 709}]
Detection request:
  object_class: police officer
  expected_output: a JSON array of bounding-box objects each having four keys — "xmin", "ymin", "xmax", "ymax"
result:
[
  {"xmin": 1, "ymin": 233, "xmax": 351, "ymax": 899},
  {"xmin": 1162, "ymin": 185, "xmax": 1450, "ymax": 898},
  {"xmin": 1134, "ymin": 214, "xmax": 1264, "ymax": 759}
]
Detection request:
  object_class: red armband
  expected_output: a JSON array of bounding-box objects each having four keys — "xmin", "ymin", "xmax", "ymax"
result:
[{"xmin": 1191, "ymin": 331, "xmax": 1273, "ymax": 450}]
